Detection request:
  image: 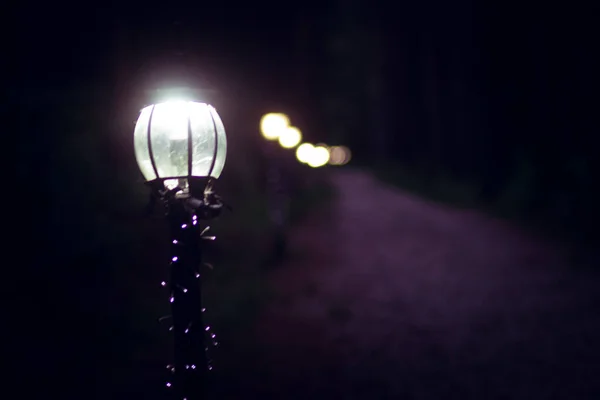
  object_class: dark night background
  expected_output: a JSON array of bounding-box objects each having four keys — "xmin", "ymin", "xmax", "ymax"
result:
[{"xmin": 8, "ymin": 1, "xmax": 600, "ymax": 399}]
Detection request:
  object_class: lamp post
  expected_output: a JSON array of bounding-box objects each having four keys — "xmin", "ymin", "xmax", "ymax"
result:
[
  {"xmin": 134, "ymin": 99, "xmax": 227, "ymax": 399},
  {"xmin": 259, "ymin": 113, "xmax": 296, "ymax": 265}
]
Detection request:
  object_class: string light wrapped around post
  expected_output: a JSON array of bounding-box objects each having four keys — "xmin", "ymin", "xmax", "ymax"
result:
[{"xmin": 134, "ymin": 98, "xmax": 229, "ymax": 399}]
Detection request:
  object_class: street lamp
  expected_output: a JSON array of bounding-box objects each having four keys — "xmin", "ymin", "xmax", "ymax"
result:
[{"xmin": 134, "ymin": 99, "xmax": 228, "ymax": 399}]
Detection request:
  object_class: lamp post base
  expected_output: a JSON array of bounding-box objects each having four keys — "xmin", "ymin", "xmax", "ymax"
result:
[{"xmin": 154, "ymin": 185, "xmax": 225, "ymax": 400}]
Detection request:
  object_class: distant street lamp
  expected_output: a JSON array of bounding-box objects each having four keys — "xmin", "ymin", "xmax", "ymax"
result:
[
  {"xmin": 328, "ymin": 145, "xmax": 352, "ymax": 166},
  {"xmin": 278, "ymin": 126, "xmax": 302, "ymax": 149},
  {"xmin": 295, "ymin": 143, "xmax": 314, "ymax": 164},
  {"xmin": 258, "ymin": 112, "xmax": 296, "ymax": 265},
  {"xmin": 307, "ymin": 145, "xmax": 330, "ymax": 168},
  {"xmin": 260, "ymin": 113, "xmax": 289, "ymax": 140},
  {"xmin": 134, "ymin": 99, "xmax": 228, "ymax": 399}
]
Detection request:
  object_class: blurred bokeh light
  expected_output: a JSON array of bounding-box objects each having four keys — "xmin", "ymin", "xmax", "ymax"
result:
[
  {"xmin": 279, "ymin": 126, "xmax": 302, "ymax": 149},
  {"xmin": 328, "ymin": 145, "xmax": 351, "ymax": 166},
  {"xmin": 308, "ymin": 145, "xmax": 330, "ymax": 168},
  {"xmin": 296, "ymin": 143, "xmax": 314, "ymax": 163},
  {"xmin": 260, "ymin": 113, "xmax": 290, "ymax": 140}
]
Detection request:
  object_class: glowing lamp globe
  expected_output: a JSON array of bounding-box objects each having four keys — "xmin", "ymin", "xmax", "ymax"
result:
[{"xmin": 134, "ymin": 100, "xmax": 227, "ymax": 190}]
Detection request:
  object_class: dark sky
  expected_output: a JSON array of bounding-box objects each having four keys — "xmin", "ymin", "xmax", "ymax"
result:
[
  {"xmin": 8, "ymin": 1, "xmax": 598, "ymax": 141},
  {"xmin": 10, "ymin": 1, "xmax": 326, "ymax": 89}
]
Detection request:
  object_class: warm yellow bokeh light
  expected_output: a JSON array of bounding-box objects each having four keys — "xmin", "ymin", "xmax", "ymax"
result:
[
  {"xmin": 295, "ymin": 143, "xmax": 314, "ymax": 163},
  {"xmin": 308, "ymin": 146, "xmax": 330, "ymax": 168},
  {"xmin": 279, "ymin": 126, "xmax": 302, "ymax": 149},
  {"xmin": 260, "ymin": 113, "xmax": 290, "ymax": 140}
]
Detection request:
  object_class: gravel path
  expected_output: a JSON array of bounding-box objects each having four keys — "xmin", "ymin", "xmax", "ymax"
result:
[{"xmin": 220, "ymin": 169, "xmax": 600, "ymax": 399}]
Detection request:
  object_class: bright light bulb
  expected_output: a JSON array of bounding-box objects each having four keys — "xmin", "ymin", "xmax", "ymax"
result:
[
  {"xmin": 279, "ymin": 126, "xmax": 302, "ymax": 149},
  {"xmin": 308, "ymin": 146, "xmax": 330, "ymax": 168},
  {"xmin": 155, "ymin": 101, "xmax": 190, "ymax": 140},
  {"xmin": 260, "ymin": 113, "xmax": 289, "ymax": 140},
  {"xmin": 296, "ymin": 143, "xmax": 314, "ymax": 163}
]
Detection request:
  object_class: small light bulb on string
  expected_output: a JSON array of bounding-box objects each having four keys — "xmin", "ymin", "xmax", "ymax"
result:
[
  {"xmin": 175, "ymin": 284, "xmax": 188, "ymax": 293},
  {"xmin": 202, "ymin": 308, "xmax": 206, "ymax": 312},
  {"xmin": 195, "ymin": 273, "xmax": 200, "ymax": 278},
  {"xmin": 205, "ymin": 326, "xmax": 210, "ymax": 331},
  {"xmin": 191, "ymin": 364, "xmax": 196, "ymax": 369},
  {"xmin": 172, "ymin": 256, "xmax": 179, "ymax": 262},
  {"xmin": 181, "ymin": 224, "xmax": 188, "ymax": 229},
  {"xmin": 166, "ymin": 382, "xmax": 172, "ymax": 388},
  {"xmin": 201, "ymin": 226, "xmax": 210, "ymax": 235},
  {"xmin": 172, "ymin": 239, "xmax": 178, "ymax": 244},
  {"xmin": 161, "ymin": 281, "xmax": 166, "ymax": 287},
  {"xmin": 170, "ymin": 296, "xmax": 175, "ymax": 303}
]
